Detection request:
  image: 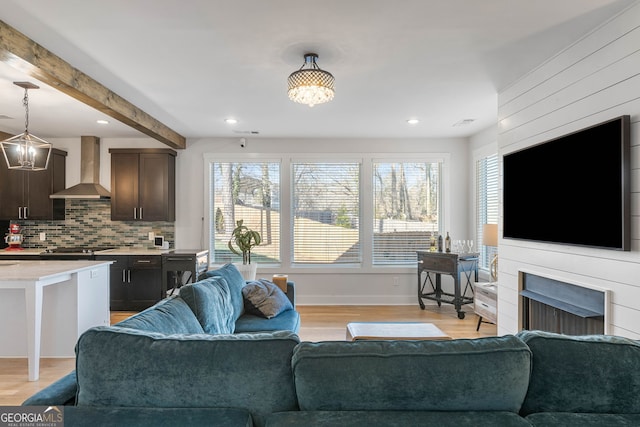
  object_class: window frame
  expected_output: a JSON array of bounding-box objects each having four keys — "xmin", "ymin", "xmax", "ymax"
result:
[
  {"xmin": 371, "ymin": 159, "xmax": 444, "ymax": 266},
  {"xmin": 290, "ymin": 158, "xmax": 363, "ymax": 266},
  {"xmin": 204, "ymin": 155, "xmax": 283, "ymax": 267},
  {"xmin": 473, "ymin": 147, "xmax": 499, "ymax": 276},
  {"xmin": 204, "ymin": 153, "xmax": 451, "ymax": 272}
]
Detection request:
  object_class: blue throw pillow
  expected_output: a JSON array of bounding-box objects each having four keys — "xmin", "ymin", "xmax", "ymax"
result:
[
  {"xmin": 242, "ymin": 279, "xmax": 293, "ymax": 319},
  {"xmin": 179, "ymin": 277, "xmax": 235, "ymax": 334},
  {"xmin": 205, "ymin": 263, "xmax": 246, "ymax": 321}
]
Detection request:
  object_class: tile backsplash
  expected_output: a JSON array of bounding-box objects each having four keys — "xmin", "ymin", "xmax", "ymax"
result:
[{"xmin": 17, "ymin": 200, "xmax": 174, "ymax": 249}]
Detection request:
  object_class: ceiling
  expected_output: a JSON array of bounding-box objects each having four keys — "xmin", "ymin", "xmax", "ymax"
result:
[{"xmin": 0, "ymin": 0, "xmax": 636, "ymax": 144}]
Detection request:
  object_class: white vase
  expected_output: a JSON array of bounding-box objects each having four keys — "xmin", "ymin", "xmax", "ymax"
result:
[{"xmin": 234, "ymin": 262, "xmax": 258, "ymax": 281}]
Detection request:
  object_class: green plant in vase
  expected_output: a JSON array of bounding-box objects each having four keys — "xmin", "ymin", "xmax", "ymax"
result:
[{"xmin": 228, "ymin": 219, "xmax": 262, "ymax": 264}]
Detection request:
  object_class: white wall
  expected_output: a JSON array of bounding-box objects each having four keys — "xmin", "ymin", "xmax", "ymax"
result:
[
  {"xmin": 497, "ymin": 2, "xmax": 640, "ymax": 338},
  {"xmin": 49, "ymin": 136, "xmax": 168, "ymax": 192}
]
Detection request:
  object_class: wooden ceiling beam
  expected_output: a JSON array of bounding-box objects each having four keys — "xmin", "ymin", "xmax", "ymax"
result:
[{"xmin": 0, "ymin": 20, "xmax": 186, "ymax": 149}]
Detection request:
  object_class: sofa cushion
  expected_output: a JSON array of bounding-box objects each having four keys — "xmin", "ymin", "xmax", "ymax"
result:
[
  {"xmin": 518, "ymin": 330, "xmax": 640, "ymax": 415},
  {"xmin": 526, "ymin": 412, "xmax": 640, "ymax": 427},
  {"xmin": 267, "ymin": 411, "xmax": 532, "ymax": 427},
  {"xmin": 64, "ymin": 406, "xmax": 253, "ymax": 427},
  {"xmin": 179, "ymin": 277, "xmax": 235, "ymax": 334},
  {"xmin": 115, "ymin": 296, "xmax": 204, "ymax": 334},
  {"xmin": 205, "ymin": 263, "xmax": 247, "ymax": 321},
  {"xmin": 235, "ymin": 309, "xmax": 300, "ymax": 334},
  {"xmin": 75, "ymin": 327, "xmax": 300, "ymax": 427},
  {"xmin": 65, "ymin": 407, "xmax": 253, "ymax": 427},
  {"xmin": 292, "ymin": 335, "xmax": 531, "ymax": 412},
  {"xmin": 243, "ymin": 279, "xmax": 293, "ymax": 319},
  {"xmin": 22, "ymin": 371, "xmax": 77, "ymax": 406}
]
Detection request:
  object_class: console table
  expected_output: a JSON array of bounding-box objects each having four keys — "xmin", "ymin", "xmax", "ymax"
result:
[{"xmin": 417, "ymin": 251, "xmax": 478, "ymax": 319}]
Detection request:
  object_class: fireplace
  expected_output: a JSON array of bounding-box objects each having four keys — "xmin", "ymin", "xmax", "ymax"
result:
[{"xmin": 520, "ymin": 272, "xmax": 609, "ymax": 335}]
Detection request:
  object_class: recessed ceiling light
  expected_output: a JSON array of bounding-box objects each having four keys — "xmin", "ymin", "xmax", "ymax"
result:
[
  {"xmin": 96, "ymin": 119, "xmax": 109, "ymax": 125},
  {"xmin": 407, "ymin": 119, "xmax": 420, "ymax": 125},
  {"xmin": 224, "ymin": 118, "xmax": 238, "ymax": 124}
]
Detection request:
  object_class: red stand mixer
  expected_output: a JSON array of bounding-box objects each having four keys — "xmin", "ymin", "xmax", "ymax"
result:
[{"xmin": 4, "ymin": 222, "xmax": 25, "ymax": 251}]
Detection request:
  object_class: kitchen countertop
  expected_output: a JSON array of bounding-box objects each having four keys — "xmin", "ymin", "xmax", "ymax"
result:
[
  {"xmin": 1, "ymin": 248, "xmax": 208, "ymax": 257},
  {"xmin": 0, "ymin": 249, "xmax": 42, "ymax": 256},
  {"xmin": 0, "ymin": 259, "xmax": 112, "ymax": 380},
  {"xmin": 95, "ymin": 248, "xmax": 172, "ymax": 256},
  {"xmin": 0, "ymin": 248, "xmax": 173, "ymax": 256},
  {"xmin": 0, "ymin": 260, "xmax": 112, "ymax": 281}
]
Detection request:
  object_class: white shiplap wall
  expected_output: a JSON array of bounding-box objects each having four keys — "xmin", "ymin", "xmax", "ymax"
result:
[{"xmin": 496, "ymin": 1, "xmax": 640, "ymax": 338}]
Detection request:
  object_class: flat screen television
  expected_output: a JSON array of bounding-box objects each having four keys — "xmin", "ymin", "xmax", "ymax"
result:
[{"xmin": 503, "ymin": 115, "xmax": 630, "ymax": 251}]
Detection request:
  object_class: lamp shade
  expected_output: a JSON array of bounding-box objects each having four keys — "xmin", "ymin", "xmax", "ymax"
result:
[
  {"xmin": 482, "ymin": 224, "xmax": 498, "ymax": 247},
  {"xmin": 287, "ymin": 53, "xmax": 335, "ymax": 107},
  {"xmin": 1, "ymin": 132, "xmax": 52, "ymax": 171},
  {"xmin": 1, "ymin": 82, "xmax": 52, "ymax": 171}
]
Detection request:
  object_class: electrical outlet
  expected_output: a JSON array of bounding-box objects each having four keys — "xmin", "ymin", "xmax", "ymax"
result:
[
  {"xmin": 148, "ymin": 232, "xmax": 155, "ymax": 240},
  {"xmin": 393, "ymin": 276, "xmax": 399, "ymax": 287},
  {"xmin": 39, "ymin": 232, "xmax": 46, "ymax": 241}
]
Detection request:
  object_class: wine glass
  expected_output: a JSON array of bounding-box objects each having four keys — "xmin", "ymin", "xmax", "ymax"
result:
[{"xmin": 468, "ymin": 240, "xmax": 474, "ymax": 253}]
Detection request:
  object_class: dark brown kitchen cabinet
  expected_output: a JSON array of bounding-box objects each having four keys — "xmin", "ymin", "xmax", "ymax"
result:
[
  {"xmin": 96, "ymin": 254, "xmax": 163, "ymax": 311},
  {"xmin": 109, "ymin": 149, "xmax": 176, "ymax": 221},
  {"xmin": 0, "ymin": 148, "xmax": 66, "ymax": 220}
]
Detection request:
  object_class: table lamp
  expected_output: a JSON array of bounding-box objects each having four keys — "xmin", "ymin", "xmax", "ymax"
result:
[{"xmin": 483, "ymin": 224, "xmax": 498, "ymax": 282}]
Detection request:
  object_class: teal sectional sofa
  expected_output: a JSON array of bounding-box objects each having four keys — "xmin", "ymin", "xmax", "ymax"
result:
[
  {"xmin": 23, "ymin": 263, "xmax": 300, "ymax": 424},
  {"xmin": 23, "ymin": 264, "xmax": 640, "ymax": 426},
  {"xmin": 26, "ymin": 328, "xmax": 640, "ymax": 426}
]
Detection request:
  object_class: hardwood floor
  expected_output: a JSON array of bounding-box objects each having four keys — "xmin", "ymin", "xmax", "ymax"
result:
[
  {"xmin": 297, "ymin": 304, "xmax": 496, "ymax": 342},
  {"xmin": 0, "ymin": 304, "xmax": 496, "ymax": 406}
]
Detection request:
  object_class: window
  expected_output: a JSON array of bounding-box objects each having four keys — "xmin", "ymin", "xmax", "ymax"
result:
[
  {"xmin": 205, "ymin": 154, "xmax": 448, "ymax": 269},
  {"xmin": 291, "ymin": 162, "xmax": 360, "ymax": 264},
  {"xmin": 372, "ymin": 162, "xmax": 441, "ymax": 265},
  {"xmin": 475, "ymin": 153, "xmax": 498, "ymax": 271},
  {"xmin": 210, "ymin": 161, "xmax": 280, "ymax": 264}
]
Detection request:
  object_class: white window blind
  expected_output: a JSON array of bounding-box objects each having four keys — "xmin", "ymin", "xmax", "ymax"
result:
[
  {"xmin": 291, "ymin": 162, "xmax": 360, "ymax": 264},
  {"xmin": 475, "ymin": 154, "xmax": 498, "ymax": 270},
  {"xmin": 372, "ymin": 162, "xmax": 441, "ymax": 265},
  {"xmin": 210, "ymin": 161, "xmax": 280, "ymax": 264}
]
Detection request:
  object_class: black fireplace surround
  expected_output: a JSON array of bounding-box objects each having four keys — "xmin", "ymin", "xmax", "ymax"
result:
[{"xmin": 521, "ymin": 272, "xmax": 605, "ymax": 335}]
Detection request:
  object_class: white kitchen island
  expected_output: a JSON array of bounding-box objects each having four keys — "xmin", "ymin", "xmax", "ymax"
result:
[{"xmin": 0, "ymin": 260, "xmax": 111, "ymax": 381}]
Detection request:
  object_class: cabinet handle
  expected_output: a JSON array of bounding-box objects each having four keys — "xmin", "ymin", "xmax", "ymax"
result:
[
  {"xmin": 127, "ymin": 270, "xmax": 131, "ymax": 283},
  {"xmin": 139, "ymin": 207, "xmax": 143, "ymax": 219},
  {"xmin": 18, "ymin": 207, "xmax": 22, "ymax": 219},
  {"xmin": 133, "ymin": 208, "xmax": 137, "ymax": 219},
  {"xmin": 137, "ymin": 260, "xmax": 151, "ymax": 263},
  {"xmin": 23, "ymin": 207, "xmax": 27, "ymax": 219},
  {"xmin": 122, "ymin": 270, "xmax": 126, "ymax": 282}
]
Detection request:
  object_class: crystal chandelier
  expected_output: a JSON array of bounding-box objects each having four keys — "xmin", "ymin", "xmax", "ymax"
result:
[
  {"xmin": 1, "ymin": 82, "xmax": 52, "ymax": 171},
  {"xmin": 287, "ymin": 53, "xmax": 335, "ymax": 107}
]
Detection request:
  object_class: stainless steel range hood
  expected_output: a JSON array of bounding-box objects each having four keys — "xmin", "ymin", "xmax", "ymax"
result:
[{"xmin": 50, "ymin": 136, "xmax": 111, "ymax": 199}]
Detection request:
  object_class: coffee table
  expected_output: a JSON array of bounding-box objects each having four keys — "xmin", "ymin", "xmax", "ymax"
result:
[{"xmin": 346, "ymin": 322, "xmax": 451, "ymax": 341}]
